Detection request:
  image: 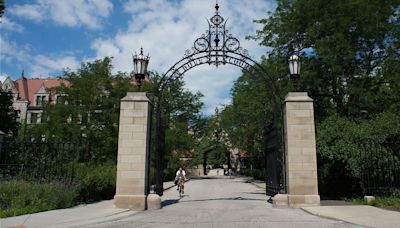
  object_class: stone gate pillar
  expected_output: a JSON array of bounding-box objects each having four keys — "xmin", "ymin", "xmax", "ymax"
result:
[
  {"xmin": 273, "ymin": 92, "xmax": 320, "ymax": 208},
  {"xmin": 114, "ymin": 92, "xmax": 153, "ymax": 210}
]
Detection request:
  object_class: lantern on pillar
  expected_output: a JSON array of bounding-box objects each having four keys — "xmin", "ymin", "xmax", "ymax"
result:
[
  {"xmin": 133, "ymin": 48, "xmax": 150, "ymax": 90},
  {"xmin": 289, "ymin": 54, "xmax": 300, "ymax": 90}
]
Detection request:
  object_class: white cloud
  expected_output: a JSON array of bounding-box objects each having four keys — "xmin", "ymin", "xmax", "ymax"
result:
[
  {"xmin": 0, "ymin": 36, "xmax": 30, "ymax": 64},
  {"xmin": 7, "ymin": 3, "xmax": 44, "ymax": 21},
  {"xmin": 8, "ymin": 0, "xmax": 114, "ymax": 29},
  {"xmin": 0, "ymin": 35, "xmax": 79, "ymax": 77},
  {"xmin": 30, "ymin": 55, "xmax": 80, "ymax": 77},
  {"xmin": 0, "ymin": 17, "xmax": 24, "ymax": 32},
  {"xmin": 92, "ymin": 0, "xmax": 274, "ymax": 114}
]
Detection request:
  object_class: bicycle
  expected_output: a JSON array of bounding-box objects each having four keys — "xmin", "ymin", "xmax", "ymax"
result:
[{"xmin": 176, "ymin": 177, "xmax": 185, "ymax": 197}]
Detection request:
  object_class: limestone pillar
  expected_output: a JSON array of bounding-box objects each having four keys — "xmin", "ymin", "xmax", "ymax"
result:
[
  {"xmin": 114, "ymin": 92, "xmax": 152, "ymax": 210},
  {"xmin": 274, "ymin": 92, "xmax": 320, "ymax": 208}
]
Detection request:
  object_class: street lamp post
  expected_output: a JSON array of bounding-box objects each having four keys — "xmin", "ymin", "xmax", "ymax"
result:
[
  {"xmin": 133, "ymin": 48, "xmax": 150, "ymax": 90},
  {"xmin": 289, "ymin": 54, "xmax": 301, "ymax": 91}
]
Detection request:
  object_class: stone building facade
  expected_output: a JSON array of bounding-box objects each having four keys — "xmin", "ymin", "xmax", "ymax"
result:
[{"xmin": 0, "ymin": 72, "xmax": 69, "ymax": 124}]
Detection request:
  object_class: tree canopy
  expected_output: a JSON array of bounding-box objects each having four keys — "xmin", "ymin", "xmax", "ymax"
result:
[
  {"xmin": 251, "ymin": 0, "xmax": 400, "ymax": 118},
  {"xmin": 216, "ymin": 0, "xmax": 400, "ymax": 195}
]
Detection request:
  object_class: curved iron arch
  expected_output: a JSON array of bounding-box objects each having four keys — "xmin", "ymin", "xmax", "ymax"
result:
[
  {"xmin": 158, "ymin": 50, "xmax": 279, "ymax": 99},
  {"xmin": 152, "ymin": 2, "xmax": 285, "ymax": 196},
  {"xmin": 155, "ymin": 3, "xmax": 280, "ymax": 99}
]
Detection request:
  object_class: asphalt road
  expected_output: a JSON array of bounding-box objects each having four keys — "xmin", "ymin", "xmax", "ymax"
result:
[{"xmin": 88, "ymin": 176, "xmax": 359, "ymax": 228}]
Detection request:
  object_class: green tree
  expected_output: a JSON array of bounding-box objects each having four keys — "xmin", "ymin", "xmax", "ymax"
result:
[
  {"xmin": 26, "ymin": 57, "xmax": 133, "ymax": 163},
  {"xmin": 0, "ymin": 0, "xmax": 5, "ymax": 18},
  {"xmin": 218, "ymin": 55, "xmax": 291, "ymax": 161},
  {"xmin": 142, "ymin": 73, "xmax": 205, "ymax": 181},
  {"xmin": 251, "ymin": 0, "xmax": 400, "ymax": 119},
  {"xmin": 0, "ymin": 91, "xmax": 18, "ymax": 136},
  {"xmin": 246, "ymin": 0, "xmax": 400, "ymax": 196}
]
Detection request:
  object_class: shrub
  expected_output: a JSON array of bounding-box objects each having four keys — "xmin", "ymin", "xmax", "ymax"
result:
[
  {"xmin": 0, "ymin": 180, "xmax": 77, "ymax": 218},
  {"xmin": 317, "ymin": 112, "xmax": 400, "ymax": 198},
  {"xmin": 243, "ymin": 169, "xmax": 265, "ymax": 181},
  {"xmin": 250, "ymin": 169, "xmax": 265, "ymax": 180},
  {"xmin": 74, "ymin": 163, "xmax": 116, "ymax": 203}
]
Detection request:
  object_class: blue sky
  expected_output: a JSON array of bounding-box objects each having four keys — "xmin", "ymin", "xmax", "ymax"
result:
[{"xmin": 0, "ymin": 0, "xmax": 275, "ymax": 114}]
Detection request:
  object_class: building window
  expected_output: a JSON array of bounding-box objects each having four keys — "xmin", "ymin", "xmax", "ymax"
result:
[
  {"xmin": 41, "ymin": 114, "xmax": 48, "ymax": 123},
  {"xmin": 31, "ymin": 113, "xmax": 38, "ymax": 124},
  {"xmin": 36, "ymin": 95, "xmax": 47, "ymax": 106},
  {"xmin": 56, "ymin": 95, "xmax": 62, "ymax": 104}
]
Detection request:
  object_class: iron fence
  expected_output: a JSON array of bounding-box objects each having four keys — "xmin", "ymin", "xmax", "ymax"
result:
[
  {"xmin": 358, "ymin": 140, "xmax": 400, "ymax": 196},
  {"xmin": 0, "ymin": 139, "xmax": 82, "ymax": 187}
]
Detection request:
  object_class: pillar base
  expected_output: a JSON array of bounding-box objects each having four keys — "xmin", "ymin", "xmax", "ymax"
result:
[
  {"xmin": 288, "ymin": 194, "xmax": 320, "ymax": 208},
  {"xmin": 147, "ymin": 194, "xmax": 161, "ymax": 210},
  {"xmin": 272, "ymin": 194, "xmax": 289, "ymax": 208},
  {"xmin": 114, "ymin": 194, "xmax": 147, "ymax": 210},
  {"xmin": 272, "ymin": 194, "xmax": 320, "ymax": 208}
]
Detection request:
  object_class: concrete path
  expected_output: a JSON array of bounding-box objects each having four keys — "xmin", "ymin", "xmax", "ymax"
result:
[
  {"xmin": 3, "ymin": 176, "xmax": 399, "ymax": 228},
  {"xmin": 303, "ymin": 205, "xmax": 400, "ymax": 228},
  {"xmin": 85, "ymin": 177, "xmax": 356, "ymax": 228},
  {"xmin": 1, "ymin": 182, "xmax": 176, "ymax": 228},
  {"xmin": 247, "ymin": 176, "xmax": 400, "ymax": 228},
  {"xmin": 1, "ymin": 200, "xmax": 137, "ymax": 228}
]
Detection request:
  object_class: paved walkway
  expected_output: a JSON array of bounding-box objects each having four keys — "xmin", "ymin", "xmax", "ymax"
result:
[
  {"xmin": 2, "ymin": 176, "xmax": 399, "ymax": 228},
  {"xmin": 87, "ymin": 177, "xmax": 355, "ymax": 228},
  {"xmin": 1, "ymin": 182, "xmax": 176, "ymax": 228},
  {"xmin": 248, "ymin": 176, "xmax": 400, "ymax": 228},
  {"xmin": 303, "ymin": 205, "xmax": 400, "ymax": 228}
]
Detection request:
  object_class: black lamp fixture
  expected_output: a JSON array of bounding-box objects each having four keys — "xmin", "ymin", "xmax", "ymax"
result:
[
  {"xmin": 289, "ymin": 54, "xmax": 301, "ymax": 91},
  {"xmin": 133, "ymin": 48, "xmax": 150, "ymax": 90}
]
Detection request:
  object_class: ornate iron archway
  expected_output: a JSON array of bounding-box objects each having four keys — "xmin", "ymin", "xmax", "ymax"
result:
[
  {"xmin": 157, "ymin": 3, "xmax": 277, "ymax": 94},
  {"xmin": 153, "ymin": 3, "xmax": 285, "ymax": 197}
]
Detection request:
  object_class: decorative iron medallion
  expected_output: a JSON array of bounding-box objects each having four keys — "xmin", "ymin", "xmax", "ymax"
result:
[
  {"xmin": 182, "ymin": 2, "xmax": 250, "ymax": 60},
  {"xmin": 211, "ymin": 14, "xmax": 224, "ymax": 26}
]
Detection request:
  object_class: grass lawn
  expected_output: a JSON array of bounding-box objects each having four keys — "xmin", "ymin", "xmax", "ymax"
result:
[
  {"xmin": 0, "ymin": 180, "xmax": 77, "ymax": 218},
  {"xmin": 347, "ymin": 196, "xmax": 400, "ymax": 211}
]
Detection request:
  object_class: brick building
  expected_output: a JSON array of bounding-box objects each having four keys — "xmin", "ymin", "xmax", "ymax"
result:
[{"xmin": 0, "ymin": 72, "xmax": 69, "ymax": 124}]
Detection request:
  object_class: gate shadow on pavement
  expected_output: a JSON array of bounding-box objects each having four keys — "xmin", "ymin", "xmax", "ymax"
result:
[
  {"xmin": 242, "ymin": 191, "xmax": 266, "ymax": 195},
  {"xmin": 162, "ymin": 195, "xmax": 189, "ymax": 208},
  {"xmin": 162, "ymin": 199, "xmax": 180, "ymax": 207}
]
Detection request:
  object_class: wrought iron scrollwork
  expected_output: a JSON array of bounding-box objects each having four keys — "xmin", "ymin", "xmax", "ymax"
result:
[
  {"xmin": 194, "ymin": 37, "xmax": 209, "ymax": 52},
  {"xmin": 161, "ymin": 2, "xmax": 271, "ymax": 92},
  {"xmin": 225, "ymin": 37, "xmax": 240, "ymax": 51},
  {"xmin": 181, "ymin": 2, "xmax": 250, "ymax": 61}
]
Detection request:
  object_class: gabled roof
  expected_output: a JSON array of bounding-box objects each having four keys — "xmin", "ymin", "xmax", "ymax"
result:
[{"xmin": 14, "ymin": 78, "xmax": 70, "ymax": 108}]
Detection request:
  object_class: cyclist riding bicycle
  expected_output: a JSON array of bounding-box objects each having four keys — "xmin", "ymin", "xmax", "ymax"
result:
[{"xmin": 175, "ymin": 167, "xmax": 186, "ymax": 193}]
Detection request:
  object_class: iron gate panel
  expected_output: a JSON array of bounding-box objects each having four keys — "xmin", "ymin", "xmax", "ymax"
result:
[{"xmin": 265, "ymin": 119, "xmax": 285, "ymax": 196}]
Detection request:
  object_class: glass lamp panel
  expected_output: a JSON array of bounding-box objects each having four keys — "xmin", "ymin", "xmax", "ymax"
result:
[
  {"xmin": 293, "ymin": 61, "xmax": 298, "ymax": 75},
  {"xmin": 289, "ymin": 62, "xmax": 294, "ymax": 75},
  {"xmin": 133, "ymin": 58, "xmax": 138, "ymax": 74},
  {"xmin": 297, "ymin": 61, "xmax": 301, "ymax": 75}
]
